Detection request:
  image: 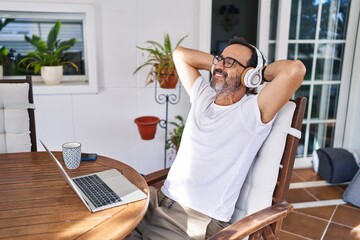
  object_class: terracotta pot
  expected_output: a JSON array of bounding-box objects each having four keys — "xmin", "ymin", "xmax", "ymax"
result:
[
  {"xmin": 134, "ymin": 116, "xmax": 160, "ymax": 140},
  {"xmin": 158, "ymin": 73, "xmax": 178, "ymax": 89},
  {"xmin": 153, "ymin": 64, "xmax": 179, "ymax": 89}
]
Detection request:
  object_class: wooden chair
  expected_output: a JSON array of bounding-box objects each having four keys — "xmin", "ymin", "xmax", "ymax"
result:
[
  {"xmin": 0, "ymin": 76, "xmax": 37, "ymax": 152},
  {"xmin": 144, "ymin": 96, "xmax": 307, "ymax": 240}
]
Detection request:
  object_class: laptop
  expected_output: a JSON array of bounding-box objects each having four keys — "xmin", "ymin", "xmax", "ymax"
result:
[{"xmin": 40, "ymin": 140, "xmax": 147, "ymax": 212}]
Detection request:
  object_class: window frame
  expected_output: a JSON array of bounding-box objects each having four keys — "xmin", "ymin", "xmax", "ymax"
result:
[
  {"xmin": 0, "ymin": 1, "xmax": 98, "ymax": 94},
  {"xmin": 258, "ymin": 0, "xmax": 357, "ymax": 167}
]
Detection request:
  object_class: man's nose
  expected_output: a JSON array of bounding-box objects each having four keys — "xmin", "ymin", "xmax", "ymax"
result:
[{"xmin": 216, "ymin": 60, "xmax": 225, "ymax": 69}]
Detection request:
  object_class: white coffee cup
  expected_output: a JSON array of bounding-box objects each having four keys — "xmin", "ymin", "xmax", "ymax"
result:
[{"xmin": 62, "ymin": 142, "xmax": 81, "ymax": 169}]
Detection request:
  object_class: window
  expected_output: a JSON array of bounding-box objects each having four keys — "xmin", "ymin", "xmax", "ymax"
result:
[
  {"xmin": 289, "ymin": 0, "xmax": 351, "ymax": 157},
  {"xmin": 0, "ymin": 2, "xmax": 98, "ymax": 94},
  {"xmin": 258, "ymin": 0, "xmax": 356, "ymax": 167}
]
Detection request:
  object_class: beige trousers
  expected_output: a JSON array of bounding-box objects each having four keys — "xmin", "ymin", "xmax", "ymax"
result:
[{"xmin": 126, "ymin": 186, "xmax": 229, "ymax": 240}]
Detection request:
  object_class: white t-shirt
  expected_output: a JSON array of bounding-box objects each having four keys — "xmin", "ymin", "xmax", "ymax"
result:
[{"xmin": 161, "ymin": 76, "xmax": 274, "ymax": 222}]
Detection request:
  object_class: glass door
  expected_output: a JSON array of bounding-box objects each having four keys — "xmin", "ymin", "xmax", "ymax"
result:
[{"xmin": 258, "ymin": 0, "xmax": 358, "ymax": 166}]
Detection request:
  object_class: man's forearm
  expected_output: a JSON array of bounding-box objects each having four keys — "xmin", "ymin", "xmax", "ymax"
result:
[
  {"xmin": 258, "ymin": 59, "xmax": 306, "ymax": 123},
  {"xmin": 262, "ymin": 59, "xmax": 304, "ymax": 84},
  {"xmin": 173, "ymin": 46, "xmax": 213, "ymax": 71},
  {"xmin": 173, "ymin": 46, "xmax": 213, "ymax": 94}
]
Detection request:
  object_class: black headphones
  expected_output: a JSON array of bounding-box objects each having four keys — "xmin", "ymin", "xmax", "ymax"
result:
[{"xmin": 241, "ymin": 45, "xmax": 264, "ymax": 88}]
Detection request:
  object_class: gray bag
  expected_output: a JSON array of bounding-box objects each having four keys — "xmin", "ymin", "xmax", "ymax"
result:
[
  {"xmin": 315, "ymin": 148, "xmax": 359, "ymax": 183},
  {"xmin": 343, "ymin": 169, "xmax": 360, "ymax": 208}
]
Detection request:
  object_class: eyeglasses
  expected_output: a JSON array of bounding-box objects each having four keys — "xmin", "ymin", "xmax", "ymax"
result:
[{"xmin": 212, "ymin": 55, "xmax": 247, "ymax": 69}]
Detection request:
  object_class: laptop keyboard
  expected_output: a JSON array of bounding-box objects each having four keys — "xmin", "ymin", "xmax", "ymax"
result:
[{"xmin": 73, "ymin": 175, "xmax": 122, "ymax": 208}]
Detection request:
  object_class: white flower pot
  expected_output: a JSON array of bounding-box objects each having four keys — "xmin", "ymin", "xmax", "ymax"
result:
[
  {"xmin": 41, "ymin": 66, "xmax": 63, "ymax": 85},
  {"xmin": 0, "ymin": 65, "xmax": 3, "ymax": 79}
]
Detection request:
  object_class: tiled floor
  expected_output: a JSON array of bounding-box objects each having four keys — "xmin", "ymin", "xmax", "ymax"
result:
[{"xmin": 280, "ymin": 168, "xmax": 360, "ymax": 240}]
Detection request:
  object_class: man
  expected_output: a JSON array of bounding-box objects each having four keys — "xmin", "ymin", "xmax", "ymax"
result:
[{"xmin": 128, "ymin": 37, "xmax": 305, "ymax": 239}]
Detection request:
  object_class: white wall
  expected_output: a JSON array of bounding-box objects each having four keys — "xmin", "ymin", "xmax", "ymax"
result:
[
  {"xmin": 344, "ymin": 16, "xmax": 360, "ymax": 158},
  {"xmin": 5, "ymin": 0, "xmax": 202, "ymax": 174}
]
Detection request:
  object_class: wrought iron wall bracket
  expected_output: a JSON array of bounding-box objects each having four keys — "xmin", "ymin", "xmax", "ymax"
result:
[{"xmin": 154, "ymin": 79, "xmax": 181, "ymax": 168}]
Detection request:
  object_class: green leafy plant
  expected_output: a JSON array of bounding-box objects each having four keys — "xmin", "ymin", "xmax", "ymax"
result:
[
  {"xmin": 0, "ymin": 18, "xmax": 15, "ymax": 66},
  {"xmin": 165, "ymin": 115, "xmax": 185, "ymax": 153},
  {"xmin": 19, "ymin": 21, "xmax": 78, "ymax": 73},
  {"xmin": 0, "ymin": 46, "xmax": 9, "ymax": 65},
  {"xmin": 133, "ymin": 33, "xmax": 188, "ymax": 86}
]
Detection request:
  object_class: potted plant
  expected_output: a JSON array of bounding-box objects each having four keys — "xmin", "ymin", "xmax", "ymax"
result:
[
  {"xmin": 133, "ymin": 33, "xmax": 188, "ymax": 89},
  {"xmin": 19, "ymin": 20, "xmax": 78, "ymax": 85},
  {"xmin": 0, "ymin": 46, "xmax": 8, "ymax": 79},
  {"xmin": 165, "ymin": 115, "xmax": 185, "ymax": 153}
]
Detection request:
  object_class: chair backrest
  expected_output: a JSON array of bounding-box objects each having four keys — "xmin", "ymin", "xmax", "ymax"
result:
[
  {"xmin": 231, "ymin": 96, "xmax": 306, "ymax": 233},
  {"xmin": 0, "ymin": 76, "xmax": 37, "ymax": 152}
]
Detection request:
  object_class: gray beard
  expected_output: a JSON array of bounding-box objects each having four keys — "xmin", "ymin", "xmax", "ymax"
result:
[{"xmin": 210, "ymin": 76, "xmax": 241, "ymax": 95}]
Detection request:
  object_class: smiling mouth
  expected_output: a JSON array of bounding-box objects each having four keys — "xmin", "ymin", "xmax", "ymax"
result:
[
  {"xmin": 214, "ymin": 72, "xmax": 223, "ymax": 78},
  {"xmin": 213, "ymin": 69, "xmax": 227, "ymax": 79}
]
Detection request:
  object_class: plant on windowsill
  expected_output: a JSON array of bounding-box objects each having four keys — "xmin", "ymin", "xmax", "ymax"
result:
[
  {"xmin": 0, "ymin": 18, "xmax": 14, "ymax": 79},
  {"xmin": 0, "ymin": 46, "xmax": 8, "ymax": 79},
  {"xmin": 19, "ymin": 20, "xmax": 78, "ymax": 85},
  {"xmin": 133, "ymin": 33, "xmax": 188, "ymax": 89},
  {"xmin": 165, "ymin": 115, "xmax": 185, "ymax": 153}
]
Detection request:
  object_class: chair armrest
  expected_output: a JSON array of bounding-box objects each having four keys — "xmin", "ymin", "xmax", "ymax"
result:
[
  {"xmin": 144, "ymin": 168, "xmax": 170, "ymax": 186},
  {"xmin": 208, "ymin": 202, "xmax": 293, "ymax": 240}
]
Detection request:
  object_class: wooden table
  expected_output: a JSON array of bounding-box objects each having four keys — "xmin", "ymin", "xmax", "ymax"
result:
[{"xmin": 0, "ymin": 151, "xmax": 149, "ymax": 239}]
